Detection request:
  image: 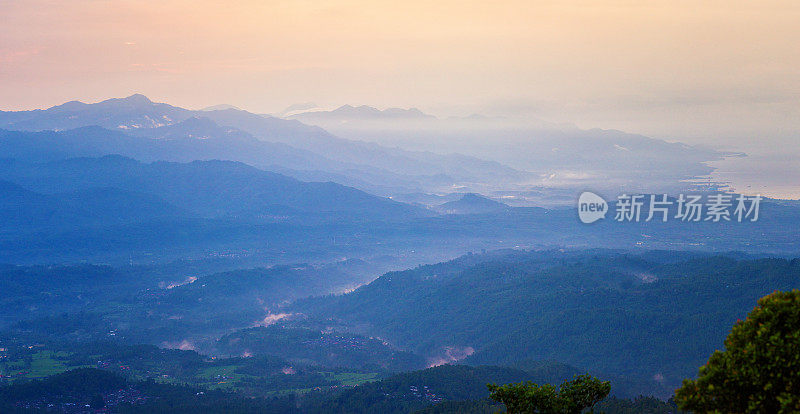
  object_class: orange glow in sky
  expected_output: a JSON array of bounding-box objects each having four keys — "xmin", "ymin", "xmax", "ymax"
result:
[{"xmin": 1, "ymin": 0, "xmax": 798, "ymax": 145}]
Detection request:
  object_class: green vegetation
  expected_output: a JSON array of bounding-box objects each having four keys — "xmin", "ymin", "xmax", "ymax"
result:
[
  {"xmin": 0, "ymin": 368, "xmax": 299, "ymax": 413},
  {"xmin": 676, "ymin": 290, "xmax": 800, "ymax": 413},
  {"xmin": 1, "ymin": 250, "xmax": 798, "ymax": 412},
  {"xmin": 331, "ymin": 371, "xmax": 380, "ymax": 386},
  {"xmin": 296, "ymin": 251, "xmax": 800, "ymax": 396},
  {"xmin": 215, "ymin": 326, "xmax": 425, "ymax": 371},
  {"xmin": 592, "ymin": 396, "xmax": 682, "ymax": 413},
  {"xmin": 488, "ymin": 374, "xmax": 610, "ymax": 414},
  {"xmin": 0, "ymin": 259, "xmax": 390, "ymax": 348},
  {"xmin": 307, "ymin": 363, "xmax": 581, "ymax": 413},
  {"xmin": 0, "ymin": 349, "xmax": 91, "ymax": 380},
  {"xmin": 0, "ymin": 342, "xmax": 381, "ymax": 398},
  {"xmin": 0, "ymin": 363, "xmax": 684, "ymax": 414},
  {"xmin": 26, "ymin": 351, "xmax": 77, "ymax": 378}
]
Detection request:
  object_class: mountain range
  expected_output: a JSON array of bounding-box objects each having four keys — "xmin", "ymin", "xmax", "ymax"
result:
[
  {"xmin": 0, "ymin": 155, "xmax": 426, "ymax": 225},
  {"xmin": 287, "ymin": 104, "xmax": 731, "ymax": 197},
  {"xmin": 291, "ymin": 250, "xmax": 800, "ymax": 397},
  {"xmin": 0, "ymin": 95, "xmax": 736, "ymax": 204},
  {"xmin": 435, "ymin": 193, "xmax": 511, "ymax": 215},
  {"xmin": 287, "ymin": 104, "xmax": 435, "ymax": 121},
  {"xmin": 0, "ymin": 95, "xmax": 530, "ymax": 197}
]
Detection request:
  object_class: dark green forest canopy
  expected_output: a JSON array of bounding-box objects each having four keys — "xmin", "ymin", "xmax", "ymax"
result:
[{"xmin": 293, "ymin": 250, "xmax": 800, "ymax": 397}]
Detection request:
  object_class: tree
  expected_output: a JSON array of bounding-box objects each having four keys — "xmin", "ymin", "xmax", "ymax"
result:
[
  {"xmin": 675, "ymin": 290, "xmax": 800, "ymax": 413},
  {"xmin": 488, "ymin": 374, "xmax": 610, "ymax": 413}
]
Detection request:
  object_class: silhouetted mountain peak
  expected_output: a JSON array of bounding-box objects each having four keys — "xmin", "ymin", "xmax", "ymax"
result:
[
  {"xmin": 383, "ymin": 107, "xmax": 429, "ymax": 117},
  {"xmin": 121, "ymin": 94, "xmax": 152, "ymax": 104},
  {"xmin": 92, "ymin": 94, "xmax": 159, "ymax": 110},
  {"xmin": 47, "ymin": 100, "xmax": 88, "ymax": 112},
  {"xmin": 461, "ymin": 193, "xmax": 487, "ymax": 201},
  {"xmin": 201, "ymin": 104, "xmax": 241, "ymax": 111},
  {"xmin": 331, "ymin": 105, "xmax": 381, "ymax": 116},
  {"xmin": 324, "ymin": 105, "xmax": 433, "ymax": 118},
  {"xmin": 296, "ymin": 105, "xmax": 435, "ymax": 120},
  {"xmin": 437, "ymin": 193, "xmax": 510, "ymax": 214}
]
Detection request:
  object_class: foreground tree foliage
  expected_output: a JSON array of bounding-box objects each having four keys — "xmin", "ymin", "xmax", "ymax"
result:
[
  {"xmin": 487, "ymin": 374, "xmax": 610, "ymax": 413},
  {"xmin": 675, "ymin": 290, "xmax": 800, "ymax": 413}
]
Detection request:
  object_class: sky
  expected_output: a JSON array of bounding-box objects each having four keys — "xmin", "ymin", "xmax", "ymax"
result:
[{"xmin": 1, "ymin": 0, "xmax": 798, "ymax": 152}]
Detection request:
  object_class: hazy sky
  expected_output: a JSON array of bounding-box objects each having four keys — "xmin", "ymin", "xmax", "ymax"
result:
[{"xmin": 1, "ymin": 0, "xmax": 798, "ymax": 149}]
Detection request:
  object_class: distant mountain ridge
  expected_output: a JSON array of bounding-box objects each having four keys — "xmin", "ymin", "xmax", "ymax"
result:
[
  {"xmin": 0, "ymin": 94, "xmax": 191, "ymax": 131},
  {"xmin": 436, "ymin": 193, "xmax": 511, "ymax": 215},
  {"xmin": 0, "ymin": 177, "xmax": 182, "ymax": 231},
  {"xmin": 200, "ymin": 104, "xmax": 241, "ymax": 111},
  {"xmin": 0, "ymin": 95, "xmax": 530, "ymax": 197},
  {"xmin": 0, "ymin": 155, "xmax": 426, "ymax": 221},
  {"xmin": 289, "ymin": 104, "xmax": 436, "ymax": 121},
  {"xmin": 0, "ymin": 123, "xmax": 360, "ymax": 182},
  {"xmin": 283, "ymin": 101, "xmax": 732, "ymax": 197}
]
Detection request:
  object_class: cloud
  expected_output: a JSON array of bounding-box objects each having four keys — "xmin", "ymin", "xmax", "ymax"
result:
[
  {"xmin": 162, "ymin": 339, "xmax": 195, "ymax": 351},
  {"xmin": 253, "ymin": 313, "xmax": 292, "ymax": 327},
  {"xmin": 426, "ymin": 345, "xmax": 475, "ymax": 367}
]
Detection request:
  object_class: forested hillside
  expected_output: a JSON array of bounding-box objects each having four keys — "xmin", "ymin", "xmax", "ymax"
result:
[{"xmin": 294, "ymin": 250, "xmax": 800, "ymax": 396}]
